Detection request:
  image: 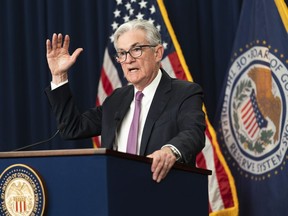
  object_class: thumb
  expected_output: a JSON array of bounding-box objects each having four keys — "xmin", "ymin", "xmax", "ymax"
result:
[
  {"xmin": 71, "ymin": 48, "xmax": 84, "ymax": 62},
  {"xmin": 147, "ymin": 154, "xmax": 153, "ymax": 158}
]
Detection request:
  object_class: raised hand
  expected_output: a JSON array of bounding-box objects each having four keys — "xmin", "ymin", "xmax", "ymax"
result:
[{"xmin": 46, "ymin": 33, "xmax": 83, "ymax": 84}]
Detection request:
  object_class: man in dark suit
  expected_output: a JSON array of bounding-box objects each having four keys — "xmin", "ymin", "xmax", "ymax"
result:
[{"xmin": 45, "ymin": 19, "xmax": 205, "ymax": 183}]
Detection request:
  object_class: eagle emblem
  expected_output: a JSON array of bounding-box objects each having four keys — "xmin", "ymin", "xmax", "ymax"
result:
[{"xmin": 233, "ymin": 66, "xmax": 282, "ymax": 156}]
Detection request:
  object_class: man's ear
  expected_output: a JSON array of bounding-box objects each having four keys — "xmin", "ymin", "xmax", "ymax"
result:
[{"xmin": 155, "ymin": 45, "xmax": 164, "ymax": 61}]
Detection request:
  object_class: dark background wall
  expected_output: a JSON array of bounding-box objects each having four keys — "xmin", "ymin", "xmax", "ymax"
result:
[{"xmin": 0, "ymin": 0, "xmax": 243, "ymax": 151}]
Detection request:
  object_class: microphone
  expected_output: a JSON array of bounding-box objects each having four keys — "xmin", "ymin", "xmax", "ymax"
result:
[{"xmin": 12, "ymin": 123, "xmax": 66, "ymax": 151}]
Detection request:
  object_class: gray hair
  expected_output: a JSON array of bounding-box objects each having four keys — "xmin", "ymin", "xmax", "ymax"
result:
[{"xmin": 113, "ymin": 19, "xmax": 162, "ymax": 49}]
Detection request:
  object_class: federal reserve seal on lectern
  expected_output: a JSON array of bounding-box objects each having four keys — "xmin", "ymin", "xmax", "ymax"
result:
[{"xmin": 0, "ymin": 164, "xmax": 45, "ymax": 216}]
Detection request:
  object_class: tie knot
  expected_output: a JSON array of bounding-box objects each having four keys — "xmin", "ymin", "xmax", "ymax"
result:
[{"xmin": 135, "ymin": 91, "xmax": 144, "ymax": 101}]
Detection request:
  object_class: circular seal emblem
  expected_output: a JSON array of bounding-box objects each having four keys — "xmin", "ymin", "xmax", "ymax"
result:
[
  {"xmin": 220, "ymin": 42, "xmax": 288, "ymax": 179},
  {"xmin": 0, "ymin": 164, "xmax": 45, "ymax": 216}
]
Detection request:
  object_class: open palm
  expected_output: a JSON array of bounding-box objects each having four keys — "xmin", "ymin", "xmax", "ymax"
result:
[{"xmin": 46, "ymin": 33, "xmax": 83, "ymax": 76}]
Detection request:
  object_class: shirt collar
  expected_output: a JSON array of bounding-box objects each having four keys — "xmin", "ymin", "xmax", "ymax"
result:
[{"xmin": 134, "ymin": 69, "xmax": 162, "ymax": 99}]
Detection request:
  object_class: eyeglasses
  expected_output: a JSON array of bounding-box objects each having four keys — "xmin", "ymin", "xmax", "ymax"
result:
[{"xmin": 115, "ymin": 45, "xmax": 157, "ymax": 63}]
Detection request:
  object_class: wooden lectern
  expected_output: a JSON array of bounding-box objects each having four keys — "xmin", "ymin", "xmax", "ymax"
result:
[{"xmin": 0, "ymin": 148, "xmax": 211, "ymax": 215}]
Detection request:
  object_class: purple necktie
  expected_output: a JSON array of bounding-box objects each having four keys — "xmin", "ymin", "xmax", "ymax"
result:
[{"xmin": 126, "ymin": 91, "xmax": 144, "ymax": 154}]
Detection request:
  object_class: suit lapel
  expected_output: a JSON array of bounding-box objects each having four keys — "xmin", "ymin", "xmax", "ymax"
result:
[
  {"xmin": 115, "ymin": 88, "xmax": 134, "ymax": 123},
  {"xmin": 107, "ymin": 87, "xmax": 134, "ymax": 149},
  {"xmin": 139, "ymin": 70, "xmax": 172, "ymax": 155}
]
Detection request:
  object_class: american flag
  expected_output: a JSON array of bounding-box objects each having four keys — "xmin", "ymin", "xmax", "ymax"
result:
[
  {"xmin": 240, "ymin": 89, "xmax": 268, "ymax": 140},
  {"xmin": 94, "ymin": 0, "xmax": 238, "ymax": 215}
]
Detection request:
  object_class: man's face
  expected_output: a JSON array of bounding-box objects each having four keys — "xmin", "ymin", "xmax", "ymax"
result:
[{"xmin": 116, "ymin": 29, "xmax": 163, "ymax": 90}]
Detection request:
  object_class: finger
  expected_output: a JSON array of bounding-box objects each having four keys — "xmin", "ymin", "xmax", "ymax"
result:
[
  {"xmin": 146, "ymin": 154, "xmax": 152, "ymax": 158},
  {"xmin": 71, "ymin": 48, "xmax": 84, "ymax": 62},
  {"xmin": 150, "ymin": 153, "xmax": 161, "ymax": 172},
  {"xmin": 51, "ymin": 33, "xmax": 58, "ymax": 50},
  {"xmin": 63, "ymin": 35, "xmax": 70, "ymax": 50},
  {"xmin": 152, "ymin": 158, "xmax": 165, "ymax": 182},
  {"xmin": 57, "ymin": 33, "xmax": 63, "ymax": 48},
  {"xmin": 156, "ymin": 160, "xmax": 172, "ymax": 183},
  {"xmin": 155, "ymin": 165, "xmax": 168, "ymax": 183},
  {"xmin": 46, "ymin": 39, "xmax": 51, "ymax": 54}
]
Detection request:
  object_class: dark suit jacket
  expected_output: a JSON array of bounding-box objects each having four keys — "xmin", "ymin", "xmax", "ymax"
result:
[{"xmin": 45, "ymin": 70, "xmax": 206, "ymax": 166}]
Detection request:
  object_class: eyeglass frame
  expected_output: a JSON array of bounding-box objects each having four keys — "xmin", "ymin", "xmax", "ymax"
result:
[{"xmin": 115, "ymin": 44, "xmax": 157, "ymax": 63}]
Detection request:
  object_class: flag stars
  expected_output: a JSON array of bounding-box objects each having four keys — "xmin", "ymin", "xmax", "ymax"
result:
[
  {"xmin": 109, "ymin": 34, "xmax": 114, "ymax": 43},
  {"xmin": 116, "ymin": 0, "xmax": 123, "ymax": 5},
  {"xmin": 111, "ymin": 21, "xmax": 119, "ymax": 30},
  {"xmin": 150, "ymin": 5, "xmax": 156, "ymax": 14},
  {"xmin": 139, "ymin": 0, "xmax": 147, "ymax": 9},
  {"xmin": 123, "ymin": 15, "xmax": 130, "ymax": 22},
  {"xmin": 114, "ymin": 9, "xmax": 121, "ymax": 18},
  {"xmin": 125, "ymin": 2, "xmax": 132, "ymax": 10},
  {"xmin": 147, "ymin": 18, "xmax": 155, "ymax": 25},
  {"xmin": 156, "ymin": 24, "xmax": 161, "ymax": 32},
  {"xmin": 274, "ymin": 49, "xmax": 278, "ymax": 53},
  {"xmin": 136, "ymin": 12, "xmax": 144, "ymax": 20},
  {"xmin": 129, "ymin": 9, "xmax": 134, "ymax": 16},
  {"xmin": 162, "ymin": 41, "xmax": 168, "ymax": 49}
]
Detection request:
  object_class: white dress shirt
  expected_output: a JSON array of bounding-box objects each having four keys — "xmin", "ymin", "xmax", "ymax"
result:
[
  {"xmin": 116, "ymin": 70, "xmax": 162, "ymax": 154},
  {"xmin": 50, "ymin": 70, "xmax": 181, "ymax": 159}
]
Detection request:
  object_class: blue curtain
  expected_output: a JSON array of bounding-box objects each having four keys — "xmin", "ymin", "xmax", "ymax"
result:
[{"xmin": 0, "ymin": 0, "xmax": 242, "ymax": 151}]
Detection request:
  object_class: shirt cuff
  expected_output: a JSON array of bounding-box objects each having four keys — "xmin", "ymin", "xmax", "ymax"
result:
[
  {"xmin": 162, "ymin": 144, "xmax": 182, "ymax": 161},
  {"xmin": 50, "ymin": 80, "xmax": 68, "ymax": 90}
]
